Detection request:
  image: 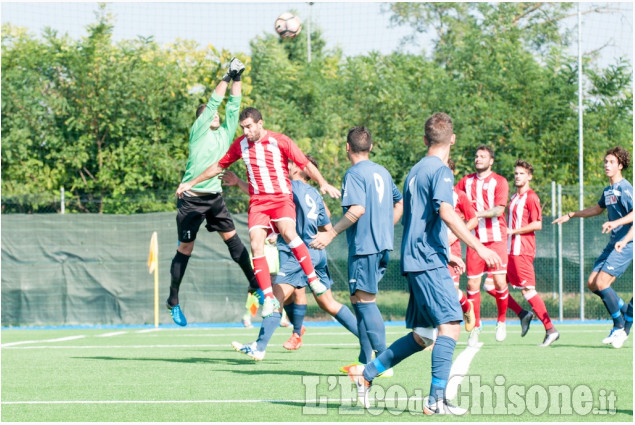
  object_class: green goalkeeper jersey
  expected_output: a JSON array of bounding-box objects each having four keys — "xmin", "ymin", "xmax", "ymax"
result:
[{"xmin": 181, "ymin": 91, "xmax": 241, "ymax": 193}]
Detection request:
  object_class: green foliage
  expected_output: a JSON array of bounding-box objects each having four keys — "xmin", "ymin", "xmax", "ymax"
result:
[
  {"xmin": 1, "ymin": 6, "xmax": 253, "ymax": 213},
  {"xmin": 1, "ymin": 3, "xmax": 632, "ymax": 214}
]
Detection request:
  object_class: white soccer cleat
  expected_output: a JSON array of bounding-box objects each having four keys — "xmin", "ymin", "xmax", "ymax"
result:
[
  {"xmin": 347, "ymin": 364, "xmax": 371, "ymax": 408},
  {"xmin": 611, "ymin": 329, "xmax": 628, "ymax": 349},
  {"xmin": 539, "ymin": 331, "xmax": 560, "ymax": 347},
  {"xmin": 423, "ymin": 397, "xmax": 468, "ymax": 416},
  {"xmin": 495, "ymin": 321, "xmax": 507, "ymax": 342},
  {"xmin": 467, "ymin": 326, "xmax": 481, "ymax": 347},
  {"xmin": 261, "ymin": 297, "xmax": 280, "ymax": 318},
  {"xmin": 308, "ymin": 279, "xmax": 327, "ymax": 296},
  {"xmin": 602, "ymin": 328, "xmax": 621, "ymax": 345},
  {"xmin": 231, "ymin": 341, "xmax": 266, "ymax": 361}
]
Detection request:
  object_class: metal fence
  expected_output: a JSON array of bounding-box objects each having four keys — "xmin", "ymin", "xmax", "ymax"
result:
[{"xmin": 1, "ymin": 185, "xmax": 631, "ymax": 326}]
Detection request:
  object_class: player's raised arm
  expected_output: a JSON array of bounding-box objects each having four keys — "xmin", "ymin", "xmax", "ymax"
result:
[
  {"xmin": 552, "ymin": 204, "xmax": 604, "ymax": 225},
  {"xmin": 176, "ymin": 161, "xmax": 224, "ymax": 198},
  {"xmin": 220, "ymin": 58, "xmax": 245, "ymax": 143},
  {"xmin": 439, "ymin": 202, "xmax": 501, "ymax": 269},
  {"xmin": 303, "ymin": 161, "xmax": 341, "ymax": 199}
]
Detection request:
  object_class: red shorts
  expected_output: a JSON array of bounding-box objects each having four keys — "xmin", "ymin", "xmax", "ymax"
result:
[
  {"xmin": 506, "ymin": 255, "xmax": 535, "ymax": 288},
  {"xmin": 248, "ymin": 194, "xmax": 296, "ymax": 235},
  {"xmin": 466, "ymin": 241, "xmax": 508, "ymax": 279}
]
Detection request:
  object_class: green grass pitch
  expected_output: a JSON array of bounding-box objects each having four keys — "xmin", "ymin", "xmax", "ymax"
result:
[{"xmin": 1, "ymin": 323, "xmax": 632, "ymax": 422}]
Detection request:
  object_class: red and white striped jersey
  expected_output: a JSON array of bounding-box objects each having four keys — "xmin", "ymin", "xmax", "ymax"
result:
[
  {"xmin": 450, "ymin": 188, "xmax": 476, "ymax": 257},
  {"xmin": 218, "ymin": 130, "xmax": 309, "ymax": 197},
  {"xmin": 507, "ymin": 189, "xmax": 542, "ymax": 256},
  {"xmin": 456, "ymin": 172, "xmax": 509, "ymax": 243}
]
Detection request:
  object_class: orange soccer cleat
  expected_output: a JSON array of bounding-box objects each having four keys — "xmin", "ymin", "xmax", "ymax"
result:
[{"xmin": 283, "ymin": 332, "xmax": 303, "ymax": 350}]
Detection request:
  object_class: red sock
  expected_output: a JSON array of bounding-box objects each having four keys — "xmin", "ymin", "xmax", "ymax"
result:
[
  {"xmin": 484, "ymin": 283, "xmax": 497, "ymax": 299},
  {"xmin": 526, "ymin": 290, "xmax": 553, "ymax": 331},
  {"xmin": 252, "ymin": 256, "xmax": 274, "ymax": 299},
  {"xmin": 496, "ymin": 286, "xmax": 509, "ymax": 322},
  {"xmin": 467, "ymin": 290, "xmax": 481, "ymax": 326},
  {"xmin": 458, "ymin": 290, "xmax": 469, "ymax": 313},
  {"xmin": 507, "ymin": 293, "xmax": 524, "ymax": 315},
  {"xmin": 288, "ymin": 238, "xmax": 318, "ymax": 283}
]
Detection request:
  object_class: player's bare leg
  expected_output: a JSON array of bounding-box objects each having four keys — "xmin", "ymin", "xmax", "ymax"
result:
[{"xmin": 283, "ymin": 287, "xmax": 306, "ymax": 350}]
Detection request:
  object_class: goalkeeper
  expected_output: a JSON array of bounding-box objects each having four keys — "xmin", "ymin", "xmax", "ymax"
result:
[{"xmin": 167, "ymin": 57, "xmax": 261, "ymax": 326}]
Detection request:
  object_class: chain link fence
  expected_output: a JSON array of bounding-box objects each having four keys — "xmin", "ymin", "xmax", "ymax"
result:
[{"xmin": 1, "ymin": 185, "xmax": 631, "ymax": 326}]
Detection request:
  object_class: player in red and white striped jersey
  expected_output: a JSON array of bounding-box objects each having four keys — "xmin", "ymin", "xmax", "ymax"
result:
[
  {"xmin": 176, "ymin": 107, "xmax": 341, "ymax": 317},
  {"xmin": 455, "ymin": 145, "xmax": 510, "ymax": 346},
  {"xmin": 506, "ymin": 159, "xmax": 559, "ymax": 346},
  {"xmin": 447, "ymin": 159, "xmax": 478, "ymax": 331}
]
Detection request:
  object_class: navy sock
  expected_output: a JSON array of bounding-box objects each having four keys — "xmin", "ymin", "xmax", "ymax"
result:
[
  {"xmin": 353, "ymin": 303, "xmax": 373, "ymax": 364},
  {"xmin": 625, "ymin": 298, "xmax": 633, "ymax": 335},
  {"xmin": 356, "ymin": 302, "xmax": 387, "ymax": 355},
  {"xmin": 291, "ymin": 304, "xmax": 307, "ymax": 335},
  {"xmin": 599, "ymin": 288, "xmax": 625, "ymax": 328},
  {"xmin": 334, "ymin": 305, "xmax": 359, "ymax": 338},
  {"xmin": 429, "ymin": 335, "xmax": 457, "ymax": 404},
  {"xmin": 256, "ymin": 312, "xmax": 282, "ymax": 352},
  {"xmin": 618, "ymin": 295, "xmax": 627, "ymax": 315},
  {"xmin": 283, "ymin": 303, "xmax": 294, "ymax": 324},
  {"xmin": 364, "ymin": 332, "xmax": 422, "ymax": 382}
]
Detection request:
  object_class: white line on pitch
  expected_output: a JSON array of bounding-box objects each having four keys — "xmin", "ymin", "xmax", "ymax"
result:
[
  {"xmin": 96, "ymin": 332, "xmax": 127, "ymax": 338},
  {"xmin": 1, "ymin": 397, "xmax": 424, "ymax": 406},
  {"xmin": 1, "ymin": 335, "xmax": 85, "ymax": 347},
  {"xmin": 445, "ymin": 342, "xmax": 483, "ymax": 401},
  {"xmin": 135, "ymin": 328, "xmax": 162, "ymax": 334}
]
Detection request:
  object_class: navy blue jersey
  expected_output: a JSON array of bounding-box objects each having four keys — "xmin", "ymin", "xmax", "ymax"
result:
[
  {"xmin": 277, "ymin": 179, "xmax": 330, "ymax": 252},
  {"xmin": 598, "ymin": 178, "xmax": 633, "ymax": 243},
  {"xmin": 341, "ymin": 160, "xmax": 402, "ymax": 256},
  {"xmin": 401, "ymin": 155, "xmax": 454, "ymax": 274}
]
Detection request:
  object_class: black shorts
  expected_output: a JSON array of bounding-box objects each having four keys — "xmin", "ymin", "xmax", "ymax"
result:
[{"xmin": 176, "ymin": 193, "xmax": 236, "ymax": 242}]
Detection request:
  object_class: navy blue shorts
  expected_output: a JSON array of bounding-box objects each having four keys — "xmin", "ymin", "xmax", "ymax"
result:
[
  {"xmin": 592, "ymin": 241, "xmax": 633, "ymax": 278},
  {"xmin": 274, "ymin": 249, "xmax": 332, "ymax": 290},
  {"xmin": 348, "ymin": 250, "xmax": 389, "ymax": 295},
  {"xmin": 405, "ymin": 266, "xmax": 463, "ymax": 328}
]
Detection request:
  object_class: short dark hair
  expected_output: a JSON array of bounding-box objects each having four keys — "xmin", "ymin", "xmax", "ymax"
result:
[
  {"xmin": 476, "ymin": 145, "xmax": 495, "ymax": 160},
  {"xmin": 239, "ymin": 107, "xmax": 262, "ymax": 123},
  {"xmin": 424, "ymin": 113, "xmax": 453, "ymax": 146},
  {"xmin": 347, "ymin": 126, "xmax": 372, "ymax": 153},
  {"xmin": 447, "ymin": 158, "xmax": 456, "ymax": 172},
  {"xmin": 305, "ymin": 154, "xmax": 318, "ymax": 170},
  {"xmin": 514, "ymin": 159, "xmax": 534, "ymax": 175},
  {"xmin": 605, "ymin": 146, "xmax": 630, "ymax": 170},
  {"xmin": 196, "ymin": 104, "xmax": 207, "ymax": 119},
  {"xmin": 300, "ymin": 154, "xmax": 319, "ymax": 181}
]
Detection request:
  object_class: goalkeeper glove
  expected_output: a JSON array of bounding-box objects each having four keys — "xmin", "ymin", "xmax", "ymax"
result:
[{"xmin": 228, "ymin": 57, "xmax": 246, "ymax": 81}]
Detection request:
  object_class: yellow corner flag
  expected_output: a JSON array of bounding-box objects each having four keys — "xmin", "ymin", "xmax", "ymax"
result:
[
  {"xmin": 148, "ymin": 231, "xmax": 158, "ymax": 274},
  {"xmin": 148, "ymin": 231, "xmax": 159, "ymax": 327}
]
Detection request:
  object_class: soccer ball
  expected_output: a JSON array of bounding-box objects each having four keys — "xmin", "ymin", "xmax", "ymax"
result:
[{"xmin": 275, "ymin": 13, "xmax": 302, "ymax": 39}]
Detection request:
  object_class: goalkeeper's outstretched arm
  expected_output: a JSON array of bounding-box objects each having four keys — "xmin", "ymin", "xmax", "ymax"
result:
[{"xmin": 176, "ymin": 162, "xmax": 224, "ymax": 198}]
